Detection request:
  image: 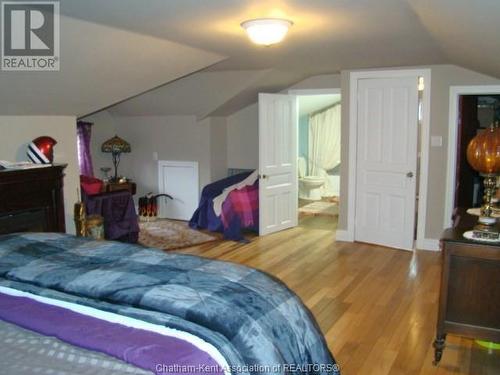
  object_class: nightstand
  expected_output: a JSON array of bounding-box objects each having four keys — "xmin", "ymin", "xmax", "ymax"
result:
[
  {"xmin": 103, "ymin": 181, "xmax": 137, "ymax": 195},
  {"xmin": 434, "ymin": 224, "xmax": 500, "ymax": 364}
]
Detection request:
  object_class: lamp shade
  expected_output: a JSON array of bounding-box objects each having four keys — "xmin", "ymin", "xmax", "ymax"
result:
[
  {"xmin": 241, "ymin": 18, "xmax": 293, "ymax": 46},
  {"xmin": 466, "ymin": 125, "xmax": 500, "ymax": 174},
  {"xmin": 101, "ymin": 135, "xmax": 131, "ymax": 154}
]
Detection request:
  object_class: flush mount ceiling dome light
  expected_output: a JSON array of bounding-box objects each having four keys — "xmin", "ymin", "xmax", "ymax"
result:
[{"xmin": 241, "ymin": 18, "xmax": 293, "ymax": 46}]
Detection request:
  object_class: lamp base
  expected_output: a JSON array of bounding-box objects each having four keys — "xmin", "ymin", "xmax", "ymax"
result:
[
  {"xmin": 477, "ymin": 215, "xmax": 497, "ymax": 225},
  {"xmin": 469, "ymin": 173, "xmax": 500, "ymax": 240},
  {"xmin": 472, "ymin": 221, "xmax": 500, "ymax": 240}
]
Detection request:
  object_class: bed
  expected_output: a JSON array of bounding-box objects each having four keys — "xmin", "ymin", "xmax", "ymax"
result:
[
  {"xmin": 189, "ymin": 171, "xmax": 259, "ymax": 241},
  {"xmin": 0, "ymin": 233, "xmax": 339, "ymax": 375}
]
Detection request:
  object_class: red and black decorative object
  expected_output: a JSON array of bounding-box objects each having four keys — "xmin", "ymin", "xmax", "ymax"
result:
[
  {"xmin": 138, "ymin": 193, "xmax": 173, "ymax": 221},
  {"xmin": 27, "ymin": 136, "xmax": 57, "ymax": 164}
]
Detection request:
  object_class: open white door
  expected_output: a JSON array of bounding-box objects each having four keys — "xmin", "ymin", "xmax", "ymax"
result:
[
  {"xmin": 355, "ymin": 77, "xmax": 419, "ymax": 250},
  {"xmin": 259, "ymin": 93, "xmax": 298, "ymax": 235}
]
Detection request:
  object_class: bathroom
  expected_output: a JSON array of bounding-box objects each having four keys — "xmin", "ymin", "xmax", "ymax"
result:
[{"xmin": 297, "ymin": 94, "xmax": 341, "ymax": 228}]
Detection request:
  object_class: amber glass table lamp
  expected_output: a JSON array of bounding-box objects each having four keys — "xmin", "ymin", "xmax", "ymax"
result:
[{"xmin": 465, "ymin": 122, "xmax": 500, "ymax": 239}]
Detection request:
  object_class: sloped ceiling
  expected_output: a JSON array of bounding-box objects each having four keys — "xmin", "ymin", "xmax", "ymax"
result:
[
  {"xmin": 61, "ymin": 0, "xmax": 447, "ymax": 75},
  {"xmin": 408, "ymin": 0, "xmax": 500, "ymax": 79},
  {"xmin": 4, "ymin": 1, "xmax": 500, "ymax": 117},
  {"xmin": 67, "ymin": 0, "xmax": 499, "ymax": 117},
  {"xmin": 108, "ymin": 70, "xmax": 269, "ymax": 118},
  {"xmin": 0, "ymin": 15, "xmax": 224, "ymax": 116}
]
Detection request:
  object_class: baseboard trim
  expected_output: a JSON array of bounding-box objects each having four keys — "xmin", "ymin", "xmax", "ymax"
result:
[
  {"xmin": 416, "ymin": 238, "xmax": 440, "ymax": 251},
  {"xmin": 335, "ymin": 230, "xmax": 439, "ymax": 251},
  {"xmin": 335, "ymin": 229, "xmax": 353, "ymax": 242}
]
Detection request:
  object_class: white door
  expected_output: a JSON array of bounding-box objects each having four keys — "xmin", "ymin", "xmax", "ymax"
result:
[
  {"xmin": 259, "ymin": 93, "xmax": 298, "ymax": 235},
  {"xmin": 355, "ymin": 77, "xmax": 419, "ymax": 250},
  {"xmin": 158, "ymin": 161, "xmax": 199, "ymax": 221}
]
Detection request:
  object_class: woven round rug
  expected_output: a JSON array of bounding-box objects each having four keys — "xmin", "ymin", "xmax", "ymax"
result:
[{"xmin": 139, "ymin": 219, "xmax": 218, "ymax": 251}]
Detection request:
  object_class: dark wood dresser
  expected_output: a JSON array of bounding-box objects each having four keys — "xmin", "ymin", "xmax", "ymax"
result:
[
  {"xmin": 0, "ymin": 164, "xmax": 67, "ymax": 234},
  {"xmin": 434, "ymin": 223, "xmax": 500, "ymax": 364}
]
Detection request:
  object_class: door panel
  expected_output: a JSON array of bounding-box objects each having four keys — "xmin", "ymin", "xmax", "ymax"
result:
[
  {"xmin": 259, "ymin": 93, "xmax": 298, "ymax": 235},
  {"xmin": 158, "ymin": 161, "xmax": 199, "ymax": 221},
  {"xmin": 355, "ymin": 77, "xmax": 418, "ymax": 250}
]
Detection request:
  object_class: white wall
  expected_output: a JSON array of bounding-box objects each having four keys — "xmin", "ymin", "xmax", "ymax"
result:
[
  {"xmin": 108, "ymin": 115, "xmax": 212, "ymax": 199},
  {"xmin": 287, "ymin": 74, "xmax": 342, "ymax": 90},
  {"xmin": 208, "ymin": 116, "xmax": 228, "ymax": 181},
  {"xmin": 84, "ymin": 110, "xmax": 117, "ymax": 179},
  {"xmin": 226, "ymin": 103, "xmax": 259, "ymax": 169},
  {"xmin": 0, "ymin": 116, "xmax": 79, "ymax": 234},
  {"xmin": 84, "ymin": 111, "xmax": 230, "ymax": 206}
]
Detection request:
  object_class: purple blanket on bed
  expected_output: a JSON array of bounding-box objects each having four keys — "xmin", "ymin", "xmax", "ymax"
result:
[
  {"xmin": 189, "ymin": 172, "xmax": 257, "ymax": 240},
  {"xmin": 0, "ymin": 291, "xmax": 223, "ymax": 375},
  {"xmin": 220, "ymin": 184, "xmax": 259, "ymax": 241}
]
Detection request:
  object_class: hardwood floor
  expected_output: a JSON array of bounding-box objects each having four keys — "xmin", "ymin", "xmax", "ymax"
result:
[{"xmin": 178, "ymin": 217, "xmax": 500, "ymax": 375}]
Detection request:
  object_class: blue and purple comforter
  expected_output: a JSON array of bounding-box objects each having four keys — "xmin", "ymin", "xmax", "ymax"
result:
[
  {"xmin": 189, "ymin": 172, "xmax": 258, "ymax": 240},
  {"xmin": 0, "ymin": 233, "xmax": 339, "ymax": 375}
]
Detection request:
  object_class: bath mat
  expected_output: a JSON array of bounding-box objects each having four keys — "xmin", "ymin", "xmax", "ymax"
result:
[
  {"xmin": 139, "ymin": 219, "xmax": 218, "ymax": 251},
  {"xmin": 299, "ymin": 201, "xmax": 339, "ymax": 217}
]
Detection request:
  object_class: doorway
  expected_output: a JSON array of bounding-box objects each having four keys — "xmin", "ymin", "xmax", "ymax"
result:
[
  {"xmin": 296, "ymin": 93, "xmax": 341, "ymax": 230},
  {"xmin": 257, "ymin": 89, "xmax": 341, "ymax": 236},
  {"xmin": 445, "ymin": 86, "xmax": 500, "ymax": 228}
]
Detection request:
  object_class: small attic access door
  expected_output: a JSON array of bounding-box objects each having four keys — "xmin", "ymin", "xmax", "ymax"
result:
[
  {"xmin": 258, "ymin": 93, "xmax": 298, "ymax": 235},
  {"xmin": 158, "ymin": 160, "xmax": 199, "ymax": 220}
]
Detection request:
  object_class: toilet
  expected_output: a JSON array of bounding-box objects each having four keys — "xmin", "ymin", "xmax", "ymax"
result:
[
  {"xmin": 298, "ymin": 157, "xmax": 325, "ymax": 201},
  {"xmin": 323, "ymin": 174, "xmax": 340, "ymax": 197}
]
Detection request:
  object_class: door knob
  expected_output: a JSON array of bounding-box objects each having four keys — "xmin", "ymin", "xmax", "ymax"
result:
[{"xmin": 406, "ymin": 171, "xmax": 414, "ymax": 178}]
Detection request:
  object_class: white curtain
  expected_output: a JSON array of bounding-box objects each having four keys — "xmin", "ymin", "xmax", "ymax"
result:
[{"xmin": 308, "ymin": 104, "xmax": 341, "ymax": 177}]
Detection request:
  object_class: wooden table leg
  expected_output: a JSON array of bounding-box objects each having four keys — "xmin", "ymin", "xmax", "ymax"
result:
[{"xmin": 433, "ymin": 334, "xmax": 446, "ymax": 365}]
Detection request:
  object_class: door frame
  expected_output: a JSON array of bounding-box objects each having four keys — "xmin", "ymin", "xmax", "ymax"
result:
[
  {"xmin": 444, "ymin": 85, "xmax": 500, "ymax": 229},
  {"xmin": 288, "ymin": 88, "xmax": 341, "ymax": 96},
  {"xmin": 342, "ymin": 68, "xmax": 432, "ymax": 250},
  {"xmin": 287, "ymin": 87, "xmax": 342, "ymax": 222}
]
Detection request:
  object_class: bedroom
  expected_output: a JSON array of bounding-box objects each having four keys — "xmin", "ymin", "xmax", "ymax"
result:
[{"xmin": 1, "ymin": 1, "xmax": 500, "ymax": 374}]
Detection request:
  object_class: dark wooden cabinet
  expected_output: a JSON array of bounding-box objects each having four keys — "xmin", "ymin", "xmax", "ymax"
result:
[
  {"xmin": 434, "ymin": 225, "xmax": 500, "ymax": 364},
  {"xmin": 0, "ymin": 164, "xmax": 67, "ymax": 234}
]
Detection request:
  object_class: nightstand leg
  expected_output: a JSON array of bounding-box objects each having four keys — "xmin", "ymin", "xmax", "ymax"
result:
[{"xmin": 433, "ymin": 334, "xmax": 446, "ymax": 365}]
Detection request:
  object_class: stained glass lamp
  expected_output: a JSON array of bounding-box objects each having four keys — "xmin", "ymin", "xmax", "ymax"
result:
[{"xmin": 101, "ymin": 135, "xmax": 131, "ymax": 182}]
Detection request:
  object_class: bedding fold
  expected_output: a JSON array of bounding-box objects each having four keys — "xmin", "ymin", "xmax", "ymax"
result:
[{"xmin": 0, "ymin": 288, "xmax": 224, "ymax": 375}]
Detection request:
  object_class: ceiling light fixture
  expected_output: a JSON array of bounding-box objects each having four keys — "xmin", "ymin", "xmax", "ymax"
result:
[{"xmin": 241, "ymin": 18, "xmax": 293, "ymax": 46}]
